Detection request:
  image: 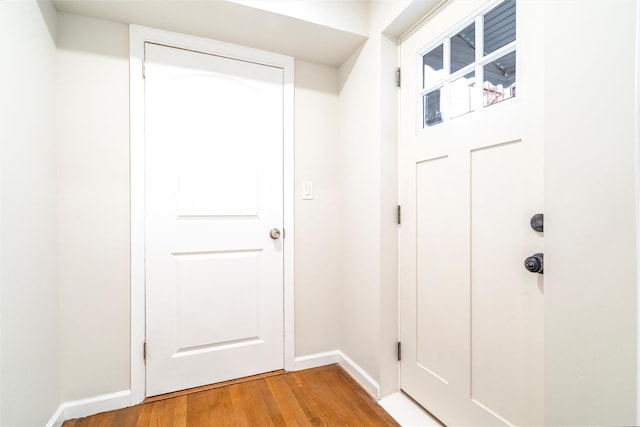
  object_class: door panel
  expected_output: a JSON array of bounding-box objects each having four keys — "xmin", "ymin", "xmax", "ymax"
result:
[
  {"xmin": 144, "ymin": 42, "xmax": 284, "ymax": 397},
  {"xmin": 173, "ymin": 73, "xmax": 261, "ymax": 217},
  {"xmin": 175, "ymin": 250, "xmax": 261, "ymax": 350},
  {"xmin": 399, "ymin": 1, "xmax": 544, "ymax": 425},
  {"xmin": 416, "ymin": 155, "xmax": 460, "ymax": 386},
  {"xmin": 470, "ymin": 140, "xmax": 525, "ymax": 424}
]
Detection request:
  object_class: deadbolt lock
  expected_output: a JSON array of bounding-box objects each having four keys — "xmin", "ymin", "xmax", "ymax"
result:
[{"xmin": 530, "ymin": 213, "xmax": 544, "ymax": 232}]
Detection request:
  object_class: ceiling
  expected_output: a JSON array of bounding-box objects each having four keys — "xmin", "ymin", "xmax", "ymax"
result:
[{"xmin": 51, "ymin": 0, "xmax": 368, "ymax": 67}]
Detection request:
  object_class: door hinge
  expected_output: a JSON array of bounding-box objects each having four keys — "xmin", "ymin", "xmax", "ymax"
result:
[
  {"xmin": 396, "ymin": 67, "xmax": 401, "ymax": 88},
  {"xmin": 397, "ymin": 342, "xmax": 402, "ymax": 361},
  {"xmin": 142, "ymin": 60, "xmax": 146, "ymax": 79},
  {"xmin": 397, "ymin": 205, "xmax": 401, "ymax": 225},
  {"xmin": 143, "ymin": 342, "xmax": 147, "ymax": 361}
]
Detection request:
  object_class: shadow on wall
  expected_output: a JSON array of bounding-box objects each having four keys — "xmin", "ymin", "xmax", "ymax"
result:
[
  {"xmin": 337, "ymin": 40, "xmax": 366, "ymax": 93},
  {"xmin": 37, "ymin": 0, "xmax": 57, "ymax": 43},
  {"xmin": 294, "ymin": 59, "xmax": 341, "ymax": 95},
  {"xmin": 56, "ymin": 11, "xmax": 129, "ymax": 59}
]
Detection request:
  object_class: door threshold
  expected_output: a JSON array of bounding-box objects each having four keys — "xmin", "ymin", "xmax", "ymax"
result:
[
  {"xmin": 144, "ymin": 369, "xmax": 285, "ymax": 403},
  {"xmin": 379, "ymin": 391, "xmax": 444, "ymax": 426}
]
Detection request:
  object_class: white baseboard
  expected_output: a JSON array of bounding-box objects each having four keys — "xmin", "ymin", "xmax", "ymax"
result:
[
  {"xmin": 293, "ymin": 350, "xmax": 341, "ymax": 370},
  {"xmin": 293, "ymin": 350, "xmax": 381, "ymax": 399},
  {"xmin": 49, "ymin": 351, "xmax": 380, "ymax": 424},
  {"xmin": 45, "ymin": 404, "xmax": 66, "ymax": 427},
  {"xmin": 46, "ymin": 390, "xmax": 131, "ymax": 426},
  {"xmin": 64, "ymin": 389, "xmax": 131, "ymax": 420},
  {"xmin": 336, "ymin": 351, "xmax": 381, "ymax": 399}
]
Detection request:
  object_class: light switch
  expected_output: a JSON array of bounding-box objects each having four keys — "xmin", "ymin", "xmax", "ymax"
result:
[{"xmin": 302, "ymin": 181, "xmax": 314, "ymax": 200}]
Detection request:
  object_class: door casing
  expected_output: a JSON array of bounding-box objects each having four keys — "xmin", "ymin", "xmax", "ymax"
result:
[{"xmin": 129, "ymin": 25, "xmax": 295, "ymax": 404}]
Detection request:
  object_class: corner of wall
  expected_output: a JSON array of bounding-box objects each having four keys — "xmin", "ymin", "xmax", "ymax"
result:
[
  {"xmin": 0, "ymin": 0, "xmax": 61, "ymax": 425},
  {"xmin": 335, "ymin": 1, "xmax": 411, "ymax": 397},
  {"xmin": 293, "ymin": 59, "xmax": 342, "ymax": 358},
  {"xmin": 56, "ymin": 11, "xmax": 131, "ymax": 402}
]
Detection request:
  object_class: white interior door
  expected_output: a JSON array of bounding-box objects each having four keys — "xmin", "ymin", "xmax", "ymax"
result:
[
  {"xmin": 144, "ymin": 42, "xmax": 284, "ymax": 397},
  {"xmin": 399, "ymin": 1, "xmax": 544, "ymax": 425}
]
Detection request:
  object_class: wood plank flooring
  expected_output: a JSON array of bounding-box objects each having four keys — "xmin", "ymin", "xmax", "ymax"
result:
[
  {"xmin": 143, "ymin": 370, "xmax": 285, "ymax": 404},
  {"xmin": 62, "ymin": 365, "xmax": 400, "ymax": 427}
]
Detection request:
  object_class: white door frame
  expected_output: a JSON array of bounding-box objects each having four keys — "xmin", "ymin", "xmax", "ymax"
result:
[
  {"xmin": 129, "ymin": 25, "xmax": 295, "ymax": 405},
  {"xmin": 636, "ymin": 1, "xmax": 640, "ymax": 422}
]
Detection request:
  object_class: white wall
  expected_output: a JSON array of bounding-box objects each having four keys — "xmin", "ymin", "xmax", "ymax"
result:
[
  {"xmin": 294, "ymin": 60, "xmax": 342, "ymax": 356},
  {"xmin": 56, "ymin": 12, "xmax": 131, "ymax": 401},
  {"xmin": 335, "ymin": 5, "xmax": 392, "ymax": 392},
  {"xmin": 338, "ymin": 38, "xmax": 382, "ymax": 382},
  {"xmin": 543, "ymin": 1, "xmax": 638, "ymax": 424},
  {"xmin": 0, "ymin": 1, "xmax": 61, "ymax": 425},
  {"xmin": 336, "ymin": 0, "xmax": 433, "ymax": 397}
]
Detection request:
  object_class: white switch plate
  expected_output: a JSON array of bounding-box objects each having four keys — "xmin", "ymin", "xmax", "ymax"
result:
[{"xmin": 302, "ymin": 181, "xmax": 314, "ymax": 200}]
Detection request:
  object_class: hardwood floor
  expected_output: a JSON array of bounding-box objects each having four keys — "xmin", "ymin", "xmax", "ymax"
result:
[{"xmin": 62, "ymin": 365, "xmax": 400, "ymax": 426}]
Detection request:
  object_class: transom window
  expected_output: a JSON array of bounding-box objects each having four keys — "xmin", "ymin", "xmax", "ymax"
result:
[{"xmin": 421, "ymin": 0, "xmax": 516, "ymax": 128}]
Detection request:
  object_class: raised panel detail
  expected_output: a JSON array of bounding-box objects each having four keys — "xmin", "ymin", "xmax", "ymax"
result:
[
  {"xmin": 470, "ymin": 140, "xmax": 524, "ymax": 424},
  {"xmin": 170, "ymin": 73, "xmax": 262, "ymax": 218},
  {"xmin": 416, "ymin": 156, "xmax": 453, "ymax": 385},
  {"xmin": 175, "ymin": 250, "xmax": 261, "ymax": 351}
]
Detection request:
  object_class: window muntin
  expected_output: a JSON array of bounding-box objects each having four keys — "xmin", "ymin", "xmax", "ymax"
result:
[{"xmin": 419, "ymin": 0, "xmax": 516, "ymax": 128}]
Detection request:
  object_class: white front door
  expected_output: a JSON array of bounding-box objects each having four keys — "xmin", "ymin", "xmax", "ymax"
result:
[
  {"xmin": 399, "ymin": 1, "xmax": 544, "ymax": 425},
  {"xmin": 144, "ymin": 42, "xmax": 285, "ymax": 397}
]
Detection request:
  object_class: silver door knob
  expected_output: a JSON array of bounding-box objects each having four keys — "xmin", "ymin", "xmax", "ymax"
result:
[{"xmin": 269, "ymin": 228, "xmax": 281, "ymax": 240}]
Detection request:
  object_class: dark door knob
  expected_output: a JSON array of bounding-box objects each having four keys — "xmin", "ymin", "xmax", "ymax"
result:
[
  {"xmin": 524, "ymin": 253, "xmax": 544, "ymax": 274},
  {"xmin": 530, "ymin": 213, "xmax": 544, "ymax": 232}
]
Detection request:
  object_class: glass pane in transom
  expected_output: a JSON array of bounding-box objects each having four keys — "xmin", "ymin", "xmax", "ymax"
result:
[
  {"xmin": 483, "ymin": 51, "xmax": 516, "ymax": 107},
  {"xmin": 423, "ymin": 88, "xmax": 443, "ymax": 127},
  {"xmin": 451, "ymin": 23, "xmax": 475, "ymax": 74},
  {"xmin": 484, "ymin": 0, "xmax": 516, "ymax": 56},
  {"xmin": 450, "ymin": 71, "xmax": 475, "ymax": 119},
  {"xmin": 423, "ymin": 44, "xmax": 444, "ymax": 89}
]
